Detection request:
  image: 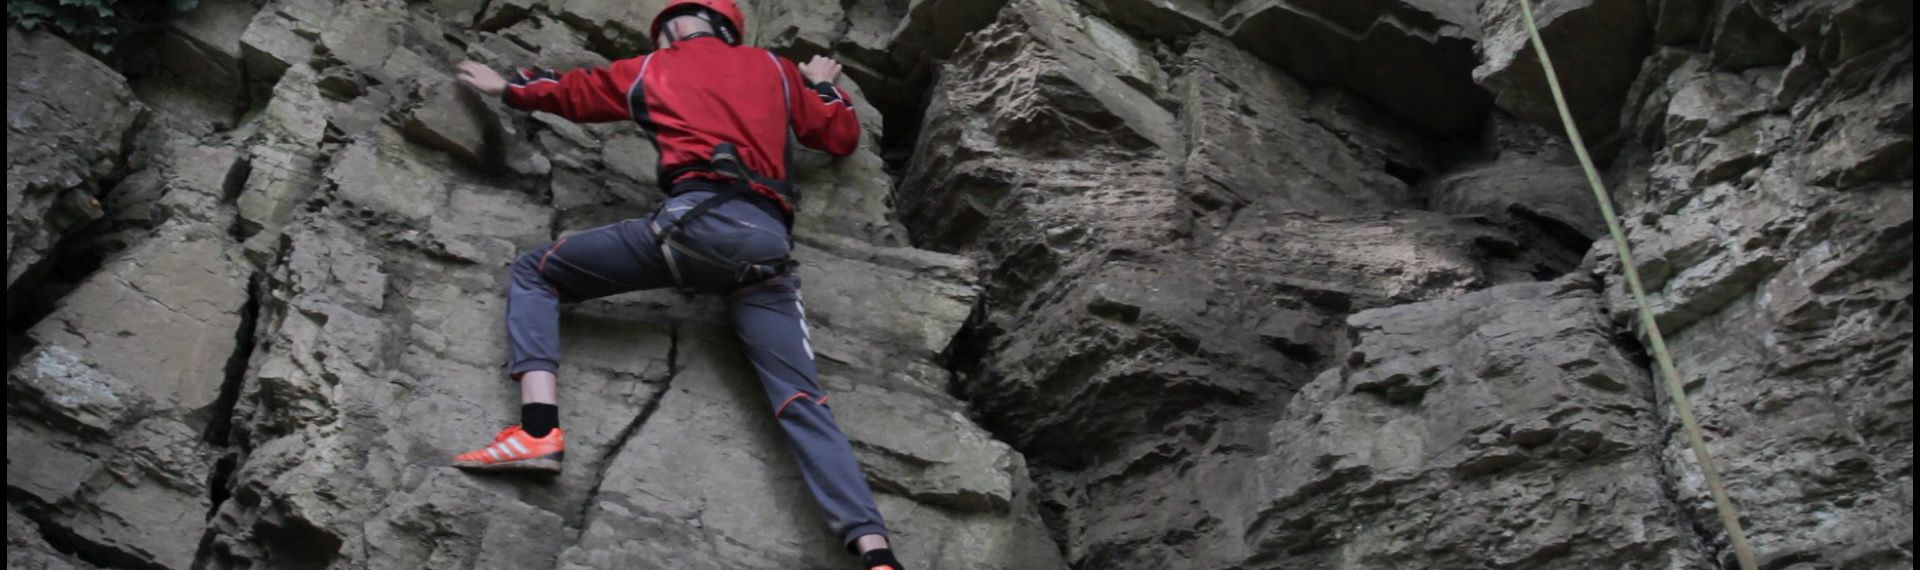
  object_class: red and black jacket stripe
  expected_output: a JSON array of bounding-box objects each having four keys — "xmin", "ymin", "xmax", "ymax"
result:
[{"xmin": 501, "ymin": 36, "xmax": 860, "ymax": 214}]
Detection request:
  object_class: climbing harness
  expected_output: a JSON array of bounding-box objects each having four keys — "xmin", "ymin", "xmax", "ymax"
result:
[
  {"xmin": 1517, "ymin": 2, "xmax": 1760, "ymax": 569},
  {"xmin": 634, "ymin": 37, "xmax": 804, "ymax": 294},
  {"xmin": 650, "ymin": 143, "xmax": 801, "ymax": 292}
]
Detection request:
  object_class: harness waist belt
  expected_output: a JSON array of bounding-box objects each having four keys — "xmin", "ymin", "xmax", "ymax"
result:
[{"xmin": 650, "ymin": 142, "xmax": 799, "ymax": 292}]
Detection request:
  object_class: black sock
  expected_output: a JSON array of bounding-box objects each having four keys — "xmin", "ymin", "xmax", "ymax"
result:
[
  {"xmin": 522, "ymin": 404, "xmax": 559, "ymax": 438},
  {"xmin": 860, "ymin": 549, "xmax": 903, "ymax": 570}
]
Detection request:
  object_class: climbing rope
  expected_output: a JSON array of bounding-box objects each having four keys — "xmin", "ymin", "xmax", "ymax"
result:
[{"xmin": 1515, "ymin": 2, "xmax": 1761, "ymax": 569}]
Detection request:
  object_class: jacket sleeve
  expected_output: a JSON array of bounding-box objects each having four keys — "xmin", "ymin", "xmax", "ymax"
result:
[
  {"xmin": 501, "ymin": 62, "xmax": 635, "ymax": 124},
  {"xmin": 780, "ymin": 57, "xmax": 861, "ymax": 157}
]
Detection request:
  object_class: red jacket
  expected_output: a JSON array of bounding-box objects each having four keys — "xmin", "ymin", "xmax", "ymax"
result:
[{"xmin": 502, "ymin": 35, "xmax": 860, "ymax": 212}]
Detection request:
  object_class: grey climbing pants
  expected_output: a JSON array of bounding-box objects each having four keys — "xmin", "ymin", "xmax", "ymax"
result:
[{"xmin": 504, "ymin": 188, "xmax": 889, "ymax": 549}]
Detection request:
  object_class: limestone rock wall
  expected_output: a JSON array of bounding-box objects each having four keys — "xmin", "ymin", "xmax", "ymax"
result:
[
  {"xmin": 9, "ymin": 1, "xmax": 1054, "ymax": 568},
  {"xmin": 4, "ymin": 0, "xmax": 1909, "ymax": 569},
  {"xmin": 1606, "ymin": 2, "xmax": 1913, "ymax": 565},
  {"xmin": 7, "ymin": 29, "xmax": 145, "ymax": 305}
]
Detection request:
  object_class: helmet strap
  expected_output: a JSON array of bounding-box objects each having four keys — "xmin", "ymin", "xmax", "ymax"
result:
[
  {"xmin": 700, "ymin": 10, "xmax": 740, "ymax": 45},
  {"xmin": 660, "ymin": 8, "xmax": 740, "ymax": 46}
]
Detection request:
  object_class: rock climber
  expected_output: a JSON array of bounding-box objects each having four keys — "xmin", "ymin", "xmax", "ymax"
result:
[{"xmin": 448, "ymin": 1, "xmax": 903, "ymax": 568}]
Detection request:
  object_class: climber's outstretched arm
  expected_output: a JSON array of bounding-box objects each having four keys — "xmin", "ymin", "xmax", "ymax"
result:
[{"xmin": 456, "ymin": 60, "xmax": 635, "ymax": 124}]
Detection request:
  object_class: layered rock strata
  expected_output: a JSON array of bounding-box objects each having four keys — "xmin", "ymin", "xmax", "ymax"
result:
[{"xmin": 4, "ymin": 0, "xmax": 1910, "ymax": 568}]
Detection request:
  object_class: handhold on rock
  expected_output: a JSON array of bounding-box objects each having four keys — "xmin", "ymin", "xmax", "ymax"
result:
[{"xmin": 403, "ymin": 78, "xmax": 507, "ymax": 171}]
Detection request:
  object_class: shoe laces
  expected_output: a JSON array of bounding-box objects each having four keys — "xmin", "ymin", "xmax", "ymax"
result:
[{"xmin": 493, "ymin": 425, "xmax": 526, "ymax": 443}]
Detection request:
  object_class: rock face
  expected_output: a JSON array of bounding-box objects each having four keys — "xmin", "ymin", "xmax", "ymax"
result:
[
  {"xmin": 1606, "ymin": 2, "xmax": 1914, "ymax": 565},
  {"xmin": 1223, "ymin": 0, "xmax": 1494, "ymax": 135},
  {"xmin": 1246, "ymin": 275, "xmax": 1708, "ymax": 569},
  {"xmin": 9, "ymin": 223, "xmax": 249, "ymax": 570},
  {"xmin": 1474, "ymin": 0, "xmax": 1652, "ymax": 139},
  {"xmin": 7, "ymin": 29, "xmax": 144, "ymax": 305},
  {"xmin": 4, "ymin": 1, "xmax": 1911, "ymax": 570}
]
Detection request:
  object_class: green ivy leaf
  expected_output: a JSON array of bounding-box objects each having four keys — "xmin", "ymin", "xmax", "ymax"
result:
[
  {"xmin": 7, "ymin": 0, "xmax": 145, "ymax": 53},
  {"xmin": 15, "ymin": 3, "xmax": 55, "ymax": 17}
]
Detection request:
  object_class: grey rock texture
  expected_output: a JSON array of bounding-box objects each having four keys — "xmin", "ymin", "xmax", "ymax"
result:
[
  {"xmin": 7, "ymin": 29, "xmax": 145, "ymax": 303},
  {"xmin": 139, "ymin": 0, "xmax": 257, "ymax": 107},
  {"xmin": 1223, "ymin": 0, "xmax": 1494, "ymax": 135},
  {"xmin": 1245, "ymin": 275, "xmax": 1709, "ymax": 569},
  {"xmin": 1475, "ymin": 0, "xmax": 1651, "ymax": 138},
  {"xmin": 9, "ymin": 224, "xmax": 248, "ymax": 570},
  {"xmin": 1606, "ymin": 2, "xmax": 1914, "ymax": 566},
  {"xmin": 8, "ymin": 506, "xmax": 100, "ymax": 570},
  {"xmin": 4, "ymin": 0, "xmax": 1911, "ymax": 569},
  {"xmin": 15, "ymin": 1, "xmax": 1059, "ymax": 568},
  {"xmin": 897, "ymin": 2, "xmax": 1614, "ymax": 567}
]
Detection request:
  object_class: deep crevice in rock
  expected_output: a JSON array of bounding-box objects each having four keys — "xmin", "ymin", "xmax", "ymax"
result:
[
  {"xmin": 1615, "ymin": 303, "xmax": 1730, "ymax": 570},
  {"xmin": 943, "ymin": 293, "xmax": 1084, "ymax": 562},
  {"xmin": 476, "ymin": 1, "xmax": 534, "ymax": 31},
  {"xmin": 207, "ymin": 271, "xmax": 264, "ymax": 446},
  {"xmin": 1650, "ymin": 419, "xmax": 1735, "ymax": 570},
  {"xmin": 940, "ymin": 296, "xmax": 996, "ymax": 406},
  {"xmin": 4, "ymin": 331, "xmax": 31, "ymax": 374},
  {"xmin": 1034, "ymin": 491, "xmax": 1074, "ymax": 565},
  {"xmin": 470, "ymin": 0, "xmax": 496, "ymax": 28},
  {"xmin": 7, "ymin": 22, "xmax": 156, "ymax": 368},
  {"xmin": 878, "ymin": 87, "xmax": 933, "ymax": 177},
  {"xmin": 6, "ymin": 168, "xmax": 147, "ymax": 349},
  {"xmin": 6, "ymin": 225, "xmax": 117, "ymax": 363},
  {"xmin": 1383, "ymin": 158, "xmax": 1428, "ymax": 189},
  {"xmin": 204, "ymin": 452, "xmax": 240, "ymax": 520},
  {"xmin": 224, "ymin": 161, "xmax": 259, "ymax": 240},
  {"xmin": 572, "ymin": 324, "xmax": 681, "ymax": 535},
  {"xmin": 1511, "ymin": 207, "xmax": 1602, "ymax": 269}
]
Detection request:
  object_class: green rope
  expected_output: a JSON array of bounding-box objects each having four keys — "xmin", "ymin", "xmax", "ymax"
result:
[{"xmin": 1515, "ymin": 2, "xmax": 1760, "ymax": 569}]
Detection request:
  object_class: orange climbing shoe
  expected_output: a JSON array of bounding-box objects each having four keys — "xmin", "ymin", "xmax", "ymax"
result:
[{"xmin": 452, "ymin": 426, "xmax": 565, "ymax": 474}]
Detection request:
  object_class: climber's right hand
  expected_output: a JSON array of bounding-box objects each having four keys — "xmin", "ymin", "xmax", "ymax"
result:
[
  {"xmin": 455, "ymin": 61, "xmax": 508, "ymax": 97},
  {"xmin": 799, "ymin": 55, "xmax": 843, "ymax": 85}
]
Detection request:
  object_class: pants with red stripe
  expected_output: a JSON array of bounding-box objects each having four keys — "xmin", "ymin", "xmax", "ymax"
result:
[{"xmin": 504, "ymin": 188, "xmax": 889, "ymax": 549}]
